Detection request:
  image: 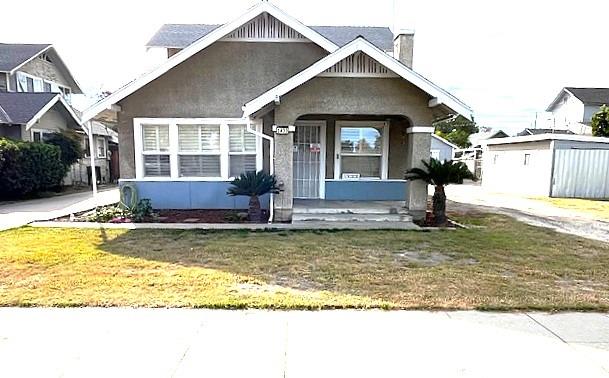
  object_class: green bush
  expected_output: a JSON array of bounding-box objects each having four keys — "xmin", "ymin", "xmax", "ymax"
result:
[
  {"xmin": 45, "ymin": 132, "xmax": 83, "ymax": 169},
  {"xmin": 131, "ymin": 199, "xmax": 152, "ymax": 222},
  {"xmin": 0, "ymin": 138, "xmax": 66, "ymax": 199}
]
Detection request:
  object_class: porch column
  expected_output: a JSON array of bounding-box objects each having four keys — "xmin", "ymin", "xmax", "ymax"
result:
[
  {"xmin": 272, "ymin": 125, "xmax": 294, "ymax": 222},
  {"xmin": 405, "ymin": 126, "xmax": 433, "ymax": 220}
]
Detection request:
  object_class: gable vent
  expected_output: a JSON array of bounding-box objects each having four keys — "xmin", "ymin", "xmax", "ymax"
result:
[
  {"xmin": 319, "ymin": 52, "xmax": 397, "ymax": 78},
  {"xmin": 222, "ymin": 13, "xmax": 309, "ymax": 42}
]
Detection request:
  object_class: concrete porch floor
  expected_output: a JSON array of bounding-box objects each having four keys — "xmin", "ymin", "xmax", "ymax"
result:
[{"xmin": 292, "ymin": 200, "xmax": 412, "ymax": 223}]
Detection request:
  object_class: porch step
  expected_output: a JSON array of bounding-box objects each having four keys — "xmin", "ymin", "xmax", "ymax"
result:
[{"xmin": 293, "ymin": 213, "xmax": 413, "ymax": 222}]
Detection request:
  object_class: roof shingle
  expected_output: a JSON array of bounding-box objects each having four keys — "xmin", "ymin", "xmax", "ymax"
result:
[
  {"xmin": 0, "ymin": 92, "xmax": 57, "ymax": 125},
  {"xmin": 0, "ymin": 43, "xmax": 51, "ymax": 72},
  {"xmin": 566, "ymin": 87, "xmax": 609, "ymax": 106},
  {"xmin": 146, "ymin": 23, "xmax": 394, "ymax": 51}
]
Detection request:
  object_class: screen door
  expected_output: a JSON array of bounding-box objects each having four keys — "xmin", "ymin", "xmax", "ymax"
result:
[{"xmin": 293, "ymin": 121, "xmax": 325, "ymax": 199}]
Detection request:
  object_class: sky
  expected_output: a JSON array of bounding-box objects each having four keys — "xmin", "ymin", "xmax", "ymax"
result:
[{"xmin": 1, "ymin": 0, "xmax": 608, "ymax": 133}]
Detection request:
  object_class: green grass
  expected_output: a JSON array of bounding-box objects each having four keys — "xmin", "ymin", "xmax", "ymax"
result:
[{"xmin": 1, "ymin": 213, "xmax": 608, "ymax": 310}]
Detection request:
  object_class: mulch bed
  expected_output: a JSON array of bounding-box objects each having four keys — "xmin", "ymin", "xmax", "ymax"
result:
[{"xmin": 155, "ymin": 209, "xmax": 269, "ymax": 223}]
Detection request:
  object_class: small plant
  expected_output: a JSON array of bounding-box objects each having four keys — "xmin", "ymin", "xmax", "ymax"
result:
[
  {"xmin": 592, "ymin": 105, "xmax": 609, "ymax": 137},
  {"xmin": 406, "ymin": 158, "xmax": 476, "ymax": 226},
  {"xmin": 131, "ymin": 199, "xmax": 153, "ymax": 222},
  {"xmin": 89, "ymin": 205, "xmax": 128, "ymax": 223},
  {"xmin": 227, "ymin": 171, "xmax": 279, "ymax": 222}
]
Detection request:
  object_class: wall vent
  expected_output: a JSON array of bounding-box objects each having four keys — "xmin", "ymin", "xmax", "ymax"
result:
[{"xmin": 222, "ymin": 12, "xmax": 309, "ymax": 42}]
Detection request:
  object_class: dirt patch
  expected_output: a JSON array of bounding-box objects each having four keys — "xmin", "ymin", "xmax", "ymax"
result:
[
  {"xmin": 155, "ymin": 209, "xmax": 269, "ymax": 223},
  {"xmin": 393, "ymin": 250, "xmax": 478, "ymax": 267}
]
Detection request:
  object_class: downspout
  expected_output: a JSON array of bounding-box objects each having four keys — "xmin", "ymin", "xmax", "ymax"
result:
[
  {"xmin": 548, "ymin": 140, "xmax": 556, "ymax": 197},
  {"xmin": 85, "ymin": 121, "xmax": 98, "ymax": 201},
  {"xmin": 245, "ymin": 116, "xmax": 274, "ymax": 223}
]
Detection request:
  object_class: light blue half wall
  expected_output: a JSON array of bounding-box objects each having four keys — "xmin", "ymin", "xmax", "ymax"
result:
[
  {"xmin": 120, "ymin": 180, "xmax": 270, "ymax": 210},
  {"xmin": 324, "ymin": 180, "xmax": 409, "ymax": 201}
]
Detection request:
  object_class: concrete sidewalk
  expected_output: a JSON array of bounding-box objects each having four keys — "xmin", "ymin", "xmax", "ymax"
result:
[
  {"xmin": 0, "ymin": 188, "xmax": 119, "ymax": 231},
  {"xmin": 0, "ymin": 308, "xmax": 607, "ymax": 377}
]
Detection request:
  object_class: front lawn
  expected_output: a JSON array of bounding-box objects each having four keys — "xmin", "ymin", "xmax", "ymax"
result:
[{"xmin": 1, "ymin": 213, "xmax": 608, "ymax": 310}]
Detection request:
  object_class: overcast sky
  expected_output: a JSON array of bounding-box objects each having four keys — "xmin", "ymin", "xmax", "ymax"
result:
[{"xmin": 1, "ymin": 0, "xmax": 607, "ymax": 133}]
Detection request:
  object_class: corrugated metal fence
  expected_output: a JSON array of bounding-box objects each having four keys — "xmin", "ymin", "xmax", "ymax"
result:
[{"xmin": 552, "ymin": 149, "xmax": 609, "ymax": 198}]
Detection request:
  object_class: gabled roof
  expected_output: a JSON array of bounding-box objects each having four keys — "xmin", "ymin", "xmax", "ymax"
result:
[
  {"xmin": 432, "ymin": 133, "xmax": 458, "ymax": 149},
  {"xmin": 0, "ymin": 43, "xmax": 83, "ymax": 94},
  {"xmin": 516, "ymin": 128, "xmax": 574, "ymax": 137},
  {"xmin": 243, "ymin": 37, "xmax": 473, "ymax": 120},
  {"xmin": 547, "ymin": 87, "xmax": 609, "ymax": 111},
  {"xmin": 82, "ymin": 1, "xmax": 339, "ymax": 122},
  {"xmin": 0, "ymin": 43, "xmax": 51, "ymax": 72},
  {"xmin": 468, "ymin": 130, "xmax": 508, "ymax": 147},
  {"xmin": 0, "ymin": 92, "xmax": 81, "ymax": 129},
  {"xmin": 146, "ymin": 23, "xmax": 394, "ymax": 51}
]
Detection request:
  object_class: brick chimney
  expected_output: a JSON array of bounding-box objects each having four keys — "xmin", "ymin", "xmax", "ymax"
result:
[{"xmin": 394, "ymin": 30, "xmax": 414, "ymax": 68}]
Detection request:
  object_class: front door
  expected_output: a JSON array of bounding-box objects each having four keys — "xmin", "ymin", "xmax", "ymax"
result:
[{"xmin": 293, "ymin": 121, "xmax": 326, "ymax": 199}]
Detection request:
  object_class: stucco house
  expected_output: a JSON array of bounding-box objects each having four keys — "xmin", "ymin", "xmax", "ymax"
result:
[
  {"xmin": 0, "ymin": 43, "xmax": 117, "ymax": 186},
  {"xmin": 82, "ymin": 1, "xmax": 472, "ymax": 221},
  {"xmin": 546, "ymin": 87, "xmax": 609, "ymax": 135}
]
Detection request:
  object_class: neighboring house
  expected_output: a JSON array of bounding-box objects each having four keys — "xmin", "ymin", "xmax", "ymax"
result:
[
  {"xmin": 546, "ymin": 87, "xmax": 609, "ymax": 135},
  {"xmin": 430, "ymin": 134, "xmax": 457, "ymax": 161},
  {"xmin": 483, "ymin": 134, "xmax": 609, "ymax": 199},
  {"xmin": 82, "ymin": 1, "xmax": 473, "ymax": 221},
  {"xmin": 468, "ymin": 130, "xmax": 509, "ymax": 148},
  {"xmin": 0, "ymin": 43, "xmax": 117, "ymax": 186},
  {"xmin": 66, "ymin": 121, "xmax": 119, "ymax": 185},
  {"xmin": 516, "ymin": 128, "xmax": 574, "ymax": 137}
]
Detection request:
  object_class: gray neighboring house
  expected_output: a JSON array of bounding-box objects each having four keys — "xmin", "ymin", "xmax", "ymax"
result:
[
  {"xmin": 546, "ymin": 87, "xmax": 609, "ymax": 135},
  {"xmin": 83, "ymin": 1, "xmax": 473, "ymax": 221},
  {"xmin": 430, "ymin": 134, "xmax": 457, "ymax": 161},
  {"xmin": 0, "ymin": 43, "xmax": 118, "ymax": 185},
  {"xmin": 516, "ymin": 128, "xmax": 574, "ymax": 137}
]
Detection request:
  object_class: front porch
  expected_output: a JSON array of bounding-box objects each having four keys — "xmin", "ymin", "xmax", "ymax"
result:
[{"xmin": 293, "ymin": 199, "xmax": 413, "ymax": 223}]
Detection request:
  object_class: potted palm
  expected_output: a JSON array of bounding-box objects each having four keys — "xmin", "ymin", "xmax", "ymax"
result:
[
  {"xmin": 227, "ymin": 171, "xmax": 280, "ymax": 222},
  {"xmin": 405, "ymin": 158, "xmax": 476, "ymax": 226}
]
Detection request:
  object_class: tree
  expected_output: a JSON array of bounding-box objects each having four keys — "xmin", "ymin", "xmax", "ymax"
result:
[
  {"xmin": 405, "ymin": 158, "xmax": 476, "ymax": 226},
  {"xmin": 227, "ymin": 171, "xmax": 280, "ymax": 222},
  {"xmin": 592, "ymin": 105, "xmax": 609, "ymax": 137},
  {"xmin": 434, "ymin": 115, "xmax": 479, "ymax": 148},
  {"xmin": 44, "ymin": 131, "xmax": 83, "ymax": 170}
]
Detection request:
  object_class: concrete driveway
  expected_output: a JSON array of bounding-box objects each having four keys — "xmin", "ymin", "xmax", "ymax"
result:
[
  {"xmin": 0, "ymin": 187, "xmax": 119, "ymax": 231},
  {"xmin": 445, "ymin": 184, "xmax": 609, "ymax": 242},
  {"xmin": 0, "ymin": 308, "xmax": 608, "ymax": 377}
]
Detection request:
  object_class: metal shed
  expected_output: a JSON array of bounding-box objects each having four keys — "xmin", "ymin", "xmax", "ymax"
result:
[{"xmin": 482, "ymin": 134, "xmax": 609, "ymax": 199}]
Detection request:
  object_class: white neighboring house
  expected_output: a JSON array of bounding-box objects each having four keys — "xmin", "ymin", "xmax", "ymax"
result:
[
  {"xmin": 452, "ymin": 129, "xmax": 508, "ymax": 178},
  {"xmin": 66, "ymin": 121, "xmax": 118, "ymax": 185},
  {"xmin": 483, "ymin": 134, "xmax": 609, "ymax": 199},
  {"xmin": 546, "ymin": 87, "xmax": 609, "ymax": 135},
  {"xmin": 430, "ymin": 134, "xmax": 457, "ymax": 161}
]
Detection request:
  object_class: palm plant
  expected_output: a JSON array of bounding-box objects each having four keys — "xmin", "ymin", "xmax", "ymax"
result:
[
  {"xmin": 405, "ymin": 158, "xmax": 476, "ymax": 225},
  {"xmin": 227, "ymin": 171, "xmax": 280, "ymax": 222}
]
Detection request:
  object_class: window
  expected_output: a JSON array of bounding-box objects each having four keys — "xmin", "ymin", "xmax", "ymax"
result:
[
  {"xmin": 26, "ymin": 77, "xmax": 34, "ymax": 92},
  {"xmin": 33, "ymin": 131, "xmax": 42, "ymax": 143},
  {"xmin": 430, "ymin": 149, "xmax": 440, "ymax": 161},
  {"xmin": 97, "ymin": 137, "xmax": 106, "ymax": 158},
  {"xmin": 493, "ymin": 154, "xmax": 499, "ymax": 165},
  {"xmin": 142, "ymin": 124, "xmax": 170, "ymax": 177},
  {"xmin": 524, "ymin": 153, "xmax": 531, "ymax": 166},
  {"xmin": 336, "ymin": 122, "xmax": 387, "ymax": 179},
  {"xmin": 31, "ymin": 129, "xmax": 53, "ymax": 143},
  {"xmin": 134, "ymin": 119, "xmax": 261, "ymax": 180},
  {"xmin": 178, "ymin": 124, "xmax": 221, "ymax": 177},
  {"xmin": 229, "ymin": 125, "xmax": 257, "ymax": 177},
  {"xmin": 43, "ymin": 81, "xmax": 52, "ymax": 92}
]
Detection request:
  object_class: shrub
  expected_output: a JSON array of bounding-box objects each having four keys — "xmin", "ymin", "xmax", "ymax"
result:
[
  {"xmin": 131, "ymin": 199, "xmax": 152, "ymax": 222},
  {"xmin": 0, "ymin": 138, "xmax": 66, "ymax": 199},
  {"xmin": 592, "ymin": 105, "xmax": 609, "ymax": 137},
  {"xmin": 45, "ymin": 132, "xmax": 83, "ymax": 169}
]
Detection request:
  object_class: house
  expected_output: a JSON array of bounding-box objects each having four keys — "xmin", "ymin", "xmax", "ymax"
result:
[
  {"xmin": 546, "ymin": 87, "xmax": 609, "ymax": 135},
  {"xmin": 516, "ymin": 128, "xmax": 574, "ymax": 137},
  {"xmin": 0, "ymin": 43, "xmax": 117, "ymax": 186},
  {"xmin": 430, "ymin": 134, "xmax": 457, "ymax": 161},
  {"xmin": 468, "ymin": 130, "xmax": 509, "ymax": 148},
  {"xmin": 482, "ymin": 134, "xmax": 609, "ymax": 198},
  {"xmin": 82, "ymin": 1, "xmax": 473, "ymax": 221},
  {"xmin": 66, "ymin": 121, "xmax": 119, "ymax": 185}
]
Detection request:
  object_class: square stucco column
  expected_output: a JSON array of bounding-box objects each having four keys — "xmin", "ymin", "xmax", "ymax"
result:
[
  {"xmin": 405, "ymin": 126, "xmax": 433, "ymax": 220},
  {"xmin": 273, "ymin": 129, "xmax": 294, "ymax": 222}
]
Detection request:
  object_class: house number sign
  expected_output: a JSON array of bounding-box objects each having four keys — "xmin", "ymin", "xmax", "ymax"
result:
[{"xmin": 272, "ymin": 125, "xmax": 295, "ymax": 135}]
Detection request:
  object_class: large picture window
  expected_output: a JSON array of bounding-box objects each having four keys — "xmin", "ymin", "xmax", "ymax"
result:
[
  {"xmin": 335, "ymin": 121, "xmax": 388, "ymax": 179},
  {"xmin": 134, "ymin": 119, "xmax": 261, "ymax": 180}
]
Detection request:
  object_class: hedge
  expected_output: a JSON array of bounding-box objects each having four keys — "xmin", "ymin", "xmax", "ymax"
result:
[{"xmin": 0, "ymin": 138, "xmax": 67, "ymax": 199}]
